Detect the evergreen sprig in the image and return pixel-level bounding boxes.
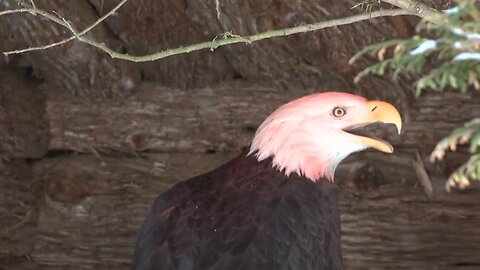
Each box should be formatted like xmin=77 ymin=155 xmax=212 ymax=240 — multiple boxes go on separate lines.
xmin=352 ymin=0 xmax=480 ymax=190
xmin=430 ymin=119 xmax=480 ymax=190
xmin=351 ymin=0 xmax=480 ymax=95
xmin=350 ymin=37 xmax=433 ymax=84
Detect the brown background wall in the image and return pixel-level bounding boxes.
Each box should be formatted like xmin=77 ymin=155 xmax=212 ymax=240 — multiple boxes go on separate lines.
xmin=1 ymin=0 xmax=479 ymax=269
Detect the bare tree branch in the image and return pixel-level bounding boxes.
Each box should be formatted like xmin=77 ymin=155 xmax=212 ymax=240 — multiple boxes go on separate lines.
xmin=381 ymin=0 xmax=447 ymax=24
xmin=1 ymin=7 xmax=412 ymax=62
xmin=0 ymin=8 xmax=63 ymax=25
xmin=2 ymin=0 xmax=127 ymax=55
xmin=1 ymin=0 xmax=448 ymax=62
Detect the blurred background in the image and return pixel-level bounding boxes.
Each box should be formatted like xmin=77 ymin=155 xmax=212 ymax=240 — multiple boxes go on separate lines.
xmin=0 ymin=0 xmax=479 ymax=269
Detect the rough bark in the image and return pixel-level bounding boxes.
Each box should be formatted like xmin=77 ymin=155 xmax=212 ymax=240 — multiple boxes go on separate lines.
xmin=0 ymin=20 xmax=13 ymax=69
xmin=0 ymin=0 xmax=141 ymax=97
xmin=340 ymin=183 xmax=480 ymax=269
xmin=24 ymin=153 xmax=480 ymax=269
xmin=0 ymin=69 xmax=49 ymax=159
xmin=89 ymin=0 xmax=235 ymax=89
xmin=0 ymin=160 xmax=41 ymax=270
xmin=186 ymin=0 xmax=418 ymax=91
xmin=30 ymin=152 xmax=234 ymax=269
xmin=1 ymin=0 xmax=418 ymax=93
xmin=46 ymin=81 xmax=480 ymax=184
xmin=47 ymin=81 xmax=405 ymax=154
xmin=46 ymin=82 xmax=284 ymax=154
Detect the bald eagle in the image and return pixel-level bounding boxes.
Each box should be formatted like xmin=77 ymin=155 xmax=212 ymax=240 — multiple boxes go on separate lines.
xmin=132 ymin=92 xmax=402 ymax=270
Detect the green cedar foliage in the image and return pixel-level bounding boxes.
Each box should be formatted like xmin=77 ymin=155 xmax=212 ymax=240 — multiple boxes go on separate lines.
xmin=351 ymin=0 xmax=480 ymax=190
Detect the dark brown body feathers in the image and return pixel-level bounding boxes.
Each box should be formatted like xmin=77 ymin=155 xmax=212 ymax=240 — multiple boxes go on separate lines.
xmin=132 ymin=151 xmax=342 ymax=270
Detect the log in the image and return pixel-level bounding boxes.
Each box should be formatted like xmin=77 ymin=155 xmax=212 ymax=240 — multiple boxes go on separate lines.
xmin=340 ymin=183 xmax=480 ymax=268
xmin=0 ymin=19 xmax=13 ymax=69
xmin=31 ymin=152 xmax=234 ymax=269
xmin=185 ymin=0 xmax=417 ymax=92
xmin=0 ymin=69 xmax=49 ymax=159
xmin=2 ymin=0 xmax=418 ymax=94
xmin=0 ymin=159 xmax=41 ymax=269
xmin=46 ymin=81 xmax=480 ymax=184
xmin=89 ymin=0 xmax=235 ymax=89
xmin=27 ymin=153 xmax=480 ymax=269
xmin=0 ymin=0 xmax=141 ymax=97
xmin=46 ymin=82 xmax=292 ymax=154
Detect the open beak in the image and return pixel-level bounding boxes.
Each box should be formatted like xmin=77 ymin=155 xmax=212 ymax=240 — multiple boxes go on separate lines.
xmin=343 ymin=100 xmax=402 ymax=153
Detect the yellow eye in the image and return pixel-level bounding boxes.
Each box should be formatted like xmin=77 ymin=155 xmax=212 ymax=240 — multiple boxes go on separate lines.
xmin=332 ymin=107 xmax=347 ymax=118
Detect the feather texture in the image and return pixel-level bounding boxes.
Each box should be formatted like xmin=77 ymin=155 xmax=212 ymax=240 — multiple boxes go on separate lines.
xmin=249 ymin=92 xmax=369 ymax=181
xmin=132 ymin=151 xmax=342 ymax=270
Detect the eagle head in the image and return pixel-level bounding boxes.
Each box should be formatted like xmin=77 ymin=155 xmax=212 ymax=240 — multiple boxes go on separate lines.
xmin=249 ymin=92 xmax=402 ymax=181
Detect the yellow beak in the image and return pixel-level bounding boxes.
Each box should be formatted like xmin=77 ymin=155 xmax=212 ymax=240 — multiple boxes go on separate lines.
xmin=346 ymin=100 xmax=402 ymax=154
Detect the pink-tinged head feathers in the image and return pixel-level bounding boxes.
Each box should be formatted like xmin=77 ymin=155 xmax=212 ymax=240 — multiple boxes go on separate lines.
xmin=248 ymin=92 xmax=402 ymax=182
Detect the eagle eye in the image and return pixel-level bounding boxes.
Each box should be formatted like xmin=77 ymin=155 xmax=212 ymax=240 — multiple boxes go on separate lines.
xmin=332 ymin=107 xmax=347 ymax=118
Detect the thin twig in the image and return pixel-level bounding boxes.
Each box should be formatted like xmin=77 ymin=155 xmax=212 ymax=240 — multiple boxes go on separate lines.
xmin=412 ymin=151 xmax=434 ymax=200
xmin=0 ymin=8 xmax=75 ymax=33
xmin=351 ymin=0 xmax=381 ymax=13
xmin=2 ymin=8 xmax=411 ymax=61
xmin=215 ymin=0 xmax=221 ymax=19
xmin=2 ymin=0 xmax=127 ymax=55
xmin=28 ymin=0 xmax=36 ymax=15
